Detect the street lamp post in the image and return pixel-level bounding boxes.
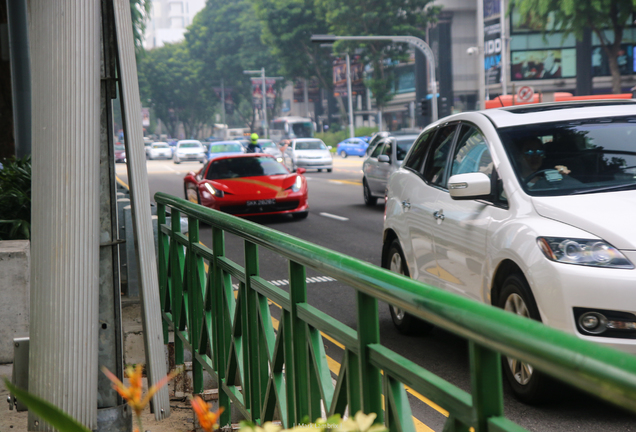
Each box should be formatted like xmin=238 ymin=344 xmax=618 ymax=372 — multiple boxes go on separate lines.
xmin=311 ymin=34 xmax=439 ymax=122
xmin=244 ymin=68 xmax=268 ymax=138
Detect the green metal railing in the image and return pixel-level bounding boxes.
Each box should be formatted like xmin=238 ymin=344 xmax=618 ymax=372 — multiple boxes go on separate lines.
xmin=155 ymin=192 xmax=636 ymax=432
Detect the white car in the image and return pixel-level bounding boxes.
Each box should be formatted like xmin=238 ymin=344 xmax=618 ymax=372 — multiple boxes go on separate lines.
xmin=173 ymin=140 xmax=206 ymax=164
xmin=362 ymin=134 xmax=418 ymax=205
xmin=285 ymin=138 xmax=333 ymax=172
xmin=146 ymin=142 xmax=173 ymax=160
xmin=383 ymin=100 xmax=636 ymax=403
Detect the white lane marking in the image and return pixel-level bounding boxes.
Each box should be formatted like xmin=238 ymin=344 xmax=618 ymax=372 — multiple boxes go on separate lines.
xmin=232 ymin=276 xmax=336 ymax=289
xmin=319 ymin=212 xmax=349 ymax=221
xmin=330 ymin=181 xmax=344 ymax=184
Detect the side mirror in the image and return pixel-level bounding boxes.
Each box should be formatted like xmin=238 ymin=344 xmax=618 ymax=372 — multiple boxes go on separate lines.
xmin=327 ymin=145 xmax=332 ymax=150
xmin=378 ymin=155 xmax=390 ymax=163
xmin=296 ymin=167 xmax=306 ymax=174
xmin=448 ymin=172 xmax=491 ymax=200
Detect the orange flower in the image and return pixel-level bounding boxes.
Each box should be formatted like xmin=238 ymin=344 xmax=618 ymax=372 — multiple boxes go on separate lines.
xmin=191 ymin=395 xmax=225 ymax=432
xmin=102 ymin=365 xmax=178 ymax=416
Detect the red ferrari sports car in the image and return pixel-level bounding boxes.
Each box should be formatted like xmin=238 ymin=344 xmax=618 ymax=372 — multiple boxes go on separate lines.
xmin=183 ymin=154 xmax=309 ymax=219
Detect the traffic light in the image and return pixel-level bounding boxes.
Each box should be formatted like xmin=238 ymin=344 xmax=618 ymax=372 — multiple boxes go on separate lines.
xmin=420 ymin=98 xmax=430 ymax=118
xmin=438 ymin=97 xmax=449 ymax=118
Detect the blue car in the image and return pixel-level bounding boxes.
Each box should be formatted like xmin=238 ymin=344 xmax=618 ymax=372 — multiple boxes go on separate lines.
xmin=205 ymin=141 xmax=246 ymax=162
xmin=335 ymin=137 xmax=369 ymax=158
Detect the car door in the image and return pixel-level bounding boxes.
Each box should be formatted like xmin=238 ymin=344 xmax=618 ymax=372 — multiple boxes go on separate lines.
xmin=430 ymin=123 xmax=508 ymax=302
xmin=363 ymin=139 xmax=387 ymax=193
xmin=370 ymin=138 xmax=395 ymax=196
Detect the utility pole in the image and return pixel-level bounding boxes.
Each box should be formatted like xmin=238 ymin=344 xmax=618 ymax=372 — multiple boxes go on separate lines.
xmin=243 ymin=69 xmax=284 ymax=139
xmin=345 ymin=53 xmax=355 ymax=138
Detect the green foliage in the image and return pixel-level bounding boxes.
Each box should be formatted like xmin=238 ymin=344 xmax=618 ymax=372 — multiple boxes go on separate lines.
xmin=137 ymin=41 xmax=214 ymax=138
xmin=316 ymin=126 xmax=378 ymax=149
xmin=186 ymin=0 xmax=278 ymax=130
xmin=4 ymin=379 xmax=91 ymax=432
xmin=239 ymin=411 xmax=388 ymax=432
xmin=0 ymin=156 xmax=31 ymax=240
xmin=316 ymin=0 xmax=439 ymax=108
xmin=509 ymin=0 xmax=635 ymax=93
xmin=130 ymin=0 xmax=151 ymax=55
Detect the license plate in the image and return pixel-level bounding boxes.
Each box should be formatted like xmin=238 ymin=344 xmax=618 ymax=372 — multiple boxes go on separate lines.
xmin=246 ymin=199 xmax=276 ymax=206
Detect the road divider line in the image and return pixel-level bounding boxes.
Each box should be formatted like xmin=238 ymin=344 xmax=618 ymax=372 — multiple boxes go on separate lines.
xmin=319 ymin=212 xmax=349 ymax=221
xmin=328 ymin=179 xmax=362 ymax=186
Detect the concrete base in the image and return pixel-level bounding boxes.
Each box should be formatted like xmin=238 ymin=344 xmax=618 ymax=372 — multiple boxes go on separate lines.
xmin=0 ymin=240 xmax=30 ymax=363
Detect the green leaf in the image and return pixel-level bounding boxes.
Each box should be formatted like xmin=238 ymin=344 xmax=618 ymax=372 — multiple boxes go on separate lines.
xmin=4 ymin=379 xmax=92 ymax=432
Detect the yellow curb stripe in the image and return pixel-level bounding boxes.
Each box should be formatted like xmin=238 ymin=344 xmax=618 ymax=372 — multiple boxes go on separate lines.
xmin=328 ymin=179 xmax=362 ymax=186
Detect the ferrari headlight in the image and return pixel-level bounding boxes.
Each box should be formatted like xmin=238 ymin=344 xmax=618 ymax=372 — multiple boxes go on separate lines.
xmin=291 ymin=175 xmax=303 ymax=192
xmin=204 ymin=182 xmax=224 ymax=198
xmin=276 ymin=157 xmax=284 ymax=163
xmin=537 ymin=237 xmax=633 ymax=269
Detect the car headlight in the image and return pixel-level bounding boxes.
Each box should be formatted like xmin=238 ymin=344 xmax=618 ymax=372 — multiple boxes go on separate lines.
xmin=290 ymin=175 xmax=303 ymax=192
xmin=537 ymin=237 xmax=634 ymax=269
xmin=204 ymin=182 xmax=224 ymax=198
xmin=276 ymin=157 xmax=284 ymax=163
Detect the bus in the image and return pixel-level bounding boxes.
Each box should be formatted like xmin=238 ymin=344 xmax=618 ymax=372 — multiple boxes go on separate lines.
xmin=270 ymin=116 xmax=315 ymax=143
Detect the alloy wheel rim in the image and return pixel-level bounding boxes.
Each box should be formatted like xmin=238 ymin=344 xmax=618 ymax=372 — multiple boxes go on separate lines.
xmin=504 ymin=292 xmax=533 ymax=385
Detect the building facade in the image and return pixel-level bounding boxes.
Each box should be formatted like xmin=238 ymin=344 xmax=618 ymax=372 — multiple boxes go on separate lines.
xmin=143 ymin=0 xmax=206 ymax=49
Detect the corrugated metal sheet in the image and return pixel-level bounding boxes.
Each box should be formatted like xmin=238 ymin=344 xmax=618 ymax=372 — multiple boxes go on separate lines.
xmin=28 ymin=1 xmax=101 ymax=430
xmin=112 ymin=0 xmax=171 ymax=420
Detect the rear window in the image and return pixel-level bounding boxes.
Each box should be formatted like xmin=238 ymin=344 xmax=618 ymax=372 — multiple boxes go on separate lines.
xmin=396 ymin=137 xmax=416 ymax=161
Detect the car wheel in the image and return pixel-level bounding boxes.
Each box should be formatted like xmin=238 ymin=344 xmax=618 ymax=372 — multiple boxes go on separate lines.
xmin=327 ymin=168 xmax=332 ymax=173
xmin=497 ymin=273 xmax=553 ymax=404
xmin=318 ymin=169 xmax=322 ymax=172
xmin=340 ymin=150 xmax=347 ymax=158
xmin=363 ymin=178 xmax=378 ymax=206
xmin=384 ymin=239 xmax=434 ymax=336
xmin=292 ymin=211 xmax=308 ymax=220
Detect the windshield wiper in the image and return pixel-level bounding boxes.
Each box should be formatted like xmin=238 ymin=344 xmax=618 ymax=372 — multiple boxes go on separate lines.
xmin=571 ymin=183 xmax=636 ymax=194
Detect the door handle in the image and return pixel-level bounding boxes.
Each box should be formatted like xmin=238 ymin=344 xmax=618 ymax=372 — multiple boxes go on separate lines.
xmin=433 ymin=210 xmax=445 ymax=221
xmin=401 ymin=200 xmax=411 ymax=209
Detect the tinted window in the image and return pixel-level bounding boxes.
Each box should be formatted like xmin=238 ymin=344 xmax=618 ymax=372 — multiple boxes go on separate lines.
xmin=179 ymin=143 xmax=201 ymax=148
xmin=498 ymin=117 xmax=636 ymax=196
xmin=396 ymin=137 xmax=416 ymax=161
xmin=295 ymin=140 xmax=326 ymax=150
xmin=403 ymin=131 xmax=434 ymax=172
xmin=423 ymin=125 xmax=459 ymax=187
xmin=451 ymin=125 xmax=493 ymax=177
xmin=370 ymin=141 xmax=385 ymax=158
xmin=206 ymin=157 xmax=288 ymax=180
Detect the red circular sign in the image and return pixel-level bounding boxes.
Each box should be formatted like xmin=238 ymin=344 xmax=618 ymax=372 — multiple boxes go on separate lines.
xmin=517 ymin=86 xmax=534 ymax=103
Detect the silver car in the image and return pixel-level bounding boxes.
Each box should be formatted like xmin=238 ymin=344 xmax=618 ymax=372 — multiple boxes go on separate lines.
xmin=362 ymin=134 xmax=418 ymax=205
xmin=285 ymin=138 xmax=333 ymax=172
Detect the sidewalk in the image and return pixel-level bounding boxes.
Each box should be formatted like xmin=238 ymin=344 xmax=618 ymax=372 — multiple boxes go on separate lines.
xmin=0 ymin=298 xmax=201 ymax=432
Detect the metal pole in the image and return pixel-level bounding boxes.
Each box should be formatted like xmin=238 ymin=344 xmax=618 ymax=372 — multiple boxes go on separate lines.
xmin=500 ymin=0 xmax=508 ymax=95
xmin=476 ymin=3 xmax=486 ymax=109
xmin=6 ymin=0 xmax=31 ymax=158
xmin=346 ymin=53 xmax=355 ymax=138
xmin=304 ymin=78 xmax=309 ymax=118
xmin=29 ymin=1 xmax=100 ymax=430
xmin=261 ymin=68 xmax=268 ymax=138
xmin=221 ymin=79 xmax=226 ymax=132
xmin=311 ymin=35 xmax=438 ymax=122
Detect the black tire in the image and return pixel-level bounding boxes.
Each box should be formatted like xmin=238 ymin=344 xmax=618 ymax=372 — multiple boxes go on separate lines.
xmin=363 ymin=178 xmax=378 ymax=206
xmin=340 ymin=150 xmax=347 ymax=158
xmin=497 ymin=273 xmax=553 ymax=404
xmin=384 ymin=239 xmax=434 ymax=335
xmin=292 ymin=211 xmax=308 ymax=220
xmin=327 ymin=168 xmax=332 ymax=173
xmin=318 ymin=169 xmax=322 ymax=172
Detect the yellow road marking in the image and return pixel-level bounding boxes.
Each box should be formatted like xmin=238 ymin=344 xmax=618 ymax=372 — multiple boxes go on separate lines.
xmin=116 ymin=176 xmax=129 ymax=190
xmin=328 ymin=179 xmax=362 ymax=186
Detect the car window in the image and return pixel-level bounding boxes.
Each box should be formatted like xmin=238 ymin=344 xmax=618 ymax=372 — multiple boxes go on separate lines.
xmin=396 ymin=138 xmax=416 ymax=161
xmin=382 ymin=140 xmax=393 ymax=158
xmin=451 ymin=125 xmax=493 ymax=178
xmin=423 ymin=124 xmax=459 ymax=187
xmin=403 ymin=131 xmax=434 ymax=173
xmin=179 ymin=143 xmax=201 ymax=148
xmin=295 ymin=140 xmax=326 ymax=150
xmin=370 ymin=141 xmax=385 ymax=158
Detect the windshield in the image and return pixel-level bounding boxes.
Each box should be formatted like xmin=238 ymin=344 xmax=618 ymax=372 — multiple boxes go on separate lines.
xmin=295 ymin=140 xmax=326 ymax=150
xmin=396 ymin=137 xmax=417 ymax=161
xmin=209 ymin=143 xmax=243 ymax=153
xmin=259 ymin=140 xmax=276 ymax=149
xmin=291 ymin=122 xmax=314 ymax=138
xmin=179 ymin=143 xmax=201 ymax=148
xmin=153 ymin=144 xmax=169 ymax=148
xmin=205 ymin=157 xmax=288 ymax=180
xmin=115 ymin=144 xmax=125 ymax=151
xmin=498 ymin=117 xmax=636 ymax=196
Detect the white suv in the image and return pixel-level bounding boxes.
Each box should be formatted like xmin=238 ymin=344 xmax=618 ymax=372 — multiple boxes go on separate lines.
xmin=383 ymin=100 xmax=636 ymax=403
